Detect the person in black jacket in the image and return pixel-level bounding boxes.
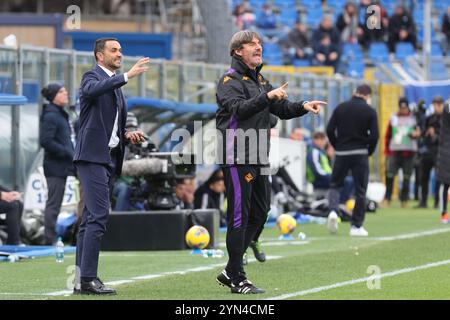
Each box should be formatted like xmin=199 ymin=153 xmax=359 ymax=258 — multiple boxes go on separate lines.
xmin=0 ymin=186 xmax=23 ymax=245
xmin=436 ymin=99 xmax=450 ymax=223
xmin=40 ymin=83 xmax=75 ymax=245
xmin=215 ymin=30 xmax=325 ymax=294
xmin=388 ymin=5 xmax=416 ymax=53
xmin=326 ymin=84 xmax=379 ymax=237
xmin=417 ymin=96 xmax=445 ymax=208
xmin=194 ymin=169 xmax=226 ymax=226
xmin=442 ymin=8 xmax=450 ymax=55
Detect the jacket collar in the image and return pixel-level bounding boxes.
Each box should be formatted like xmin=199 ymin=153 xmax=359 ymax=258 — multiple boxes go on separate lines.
xmin=94 ymin=64 xmax=113 ymax=79
xmin=230 ymin=57 xmax=263 ymax=82
xmin=44 ymin=103 xmax=68 ymax=118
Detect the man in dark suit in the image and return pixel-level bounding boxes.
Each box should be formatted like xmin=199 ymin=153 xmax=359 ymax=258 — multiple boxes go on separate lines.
xmin=73 ymin=38 xmax=149 ymax=295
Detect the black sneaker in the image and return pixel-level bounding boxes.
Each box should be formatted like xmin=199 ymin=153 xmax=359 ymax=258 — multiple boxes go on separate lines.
xmin=231 ymin=279 xmax=265 ymax=294
xmin=216 ymin=270 xmax=232 ymax=288
xmin=250 ymin=240 xmax=266 ymax=262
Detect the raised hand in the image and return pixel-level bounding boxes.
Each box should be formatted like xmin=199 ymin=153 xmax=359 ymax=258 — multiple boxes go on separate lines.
xmin=267 ymin=82 xmax=289 ymax=101
xmin=304 ymin=101 xmax=327 ymax=114
xmin=127 ymin=57 xmax=150 ymax=79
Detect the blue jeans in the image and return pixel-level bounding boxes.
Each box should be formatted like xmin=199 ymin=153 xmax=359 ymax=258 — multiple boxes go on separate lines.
xmin=113 ymin=181 xmax=131 ymax=211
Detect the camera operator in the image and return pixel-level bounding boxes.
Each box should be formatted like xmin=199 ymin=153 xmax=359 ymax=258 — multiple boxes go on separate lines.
xmin=417 ymin=96 xmax=445 ymax=209
xmin=413 ymin=99 xmax=428 ymax=201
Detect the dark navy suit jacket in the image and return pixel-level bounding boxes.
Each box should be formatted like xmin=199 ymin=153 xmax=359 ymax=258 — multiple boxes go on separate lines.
xmin=73 ymin=65 xmax=127 ymax=175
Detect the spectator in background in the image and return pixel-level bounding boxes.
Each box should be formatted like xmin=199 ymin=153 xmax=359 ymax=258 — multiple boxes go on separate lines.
xmin=290 ymin=127 xmax=304 ymax=141
xmin=175 ymin=178 xmax=195 ymax=210
xmin=0 ymin=186 xmax=23 ymax=245
xmin=417 ymin=96 xmax=445 ymax=209
xmin=383 ymin=97 xmax=421 ymax=208
xmin=436 ymin=98 xmax=450 ymax=223
xmin=358 ymin=0 xmax=372 ymax=26
xmin=256 ymin=3 xmax=278 ymax=29
xmin=442 ymin=7 xmax=450 ymax=55
xmin=306 ymin=132 xmax=354 ymax=203
xmin=388 ymin=5 xmax=416 ymax=53
xmin=40 ymin=83 xmax=75 ymax=245
xmin=312 ymin=15 xmax=341 ymax=51
xmin=314 ymin=34 xmax=340 ymax=70
xmin=233 ymin=4 xmax=255 ymax=30
xmin=284 ymin=20 xmax=313 ymax=62
xmin=194 ymin=169 xmax=226 ymax=227
xmin=336 ymin=2 xmax=363 ymax=44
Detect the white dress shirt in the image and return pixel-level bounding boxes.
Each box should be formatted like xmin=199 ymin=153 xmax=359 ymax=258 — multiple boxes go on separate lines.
xmin=98 ymin=65 xmax=128 ymax=149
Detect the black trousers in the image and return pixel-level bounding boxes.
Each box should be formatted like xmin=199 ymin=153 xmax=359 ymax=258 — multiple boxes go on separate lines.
xmin=44 ymin=176 xmax=67 ymax=245
xmin=223 ymin=165 xmax=270 ymax=281
xmin=0 ymin=200 xmax=23 ymax=244
xmin=328 ymin=154 xmax=369 ymax=228
xmin=439 ymin=183 xmax=450 ymax=215
xmin=385 ymin=155 xmax=414 ymax=202
xmin=75 ymin=151 xmax=117 ymax=280
xmin=420 ymin=154 xmax=440 ymax=207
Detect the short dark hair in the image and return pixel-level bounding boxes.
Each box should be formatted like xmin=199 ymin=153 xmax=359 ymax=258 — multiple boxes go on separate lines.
xmin=94 ymin=38 xmax=119 ymax=61
xmin=313 ymin=132 xmax=327 ymax=140
xmin=355 ymin=84 xmax=372 ymax=96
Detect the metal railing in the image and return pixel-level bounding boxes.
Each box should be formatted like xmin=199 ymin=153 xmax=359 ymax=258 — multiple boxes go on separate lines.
xmin=0 ymin=44 xmax=381 ymax=189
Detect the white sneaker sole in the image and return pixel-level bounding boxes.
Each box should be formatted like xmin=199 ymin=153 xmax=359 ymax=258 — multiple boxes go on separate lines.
xmin=327 ymin=216 xmax=338 ymax=234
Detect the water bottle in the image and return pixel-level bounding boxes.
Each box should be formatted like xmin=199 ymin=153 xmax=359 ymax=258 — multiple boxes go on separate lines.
xmin=55 ymin=237 xmax=64 ymax=263
xmin=202 ymin=249 xmax=225 ymax=258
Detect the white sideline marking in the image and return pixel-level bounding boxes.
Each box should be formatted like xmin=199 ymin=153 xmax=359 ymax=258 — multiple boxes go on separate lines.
xmin=371 ymin=227 xmax=450 ymax=241
xmin=42 ymin=256 xmax=282 ymax=296
xmin=218 ymin=240 xmax=310 ymax=247
xmin=266 ymin=258 xmax=450 ymax=300
xmin=16 ymin=227 xmax=450 ymax=297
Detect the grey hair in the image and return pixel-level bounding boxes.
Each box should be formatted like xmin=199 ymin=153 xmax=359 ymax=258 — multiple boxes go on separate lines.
xmin=229 ymin=30 xmax=262 ymax=57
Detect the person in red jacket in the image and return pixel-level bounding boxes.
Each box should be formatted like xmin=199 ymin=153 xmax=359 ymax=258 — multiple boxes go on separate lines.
xmin=383 ymin=97 xmax=421 ymax=208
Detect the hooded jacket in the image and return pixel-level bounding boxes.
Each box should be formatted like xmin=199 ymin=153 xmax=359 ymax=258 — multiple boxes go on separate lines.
xmin=215 ymin=57 xmax=308 ymax=166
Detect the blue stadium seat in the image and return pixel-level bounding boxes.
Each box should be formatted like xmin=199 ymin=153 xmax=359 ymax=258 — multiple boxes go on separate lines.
xmin=293 ymin=59 xmax=311 ymax=66
xmin=263 ymin=42 xmax=281 ymax=53
xmin=279 ymin=9 xmax=299 ymax=26
xmin=395 ymin=42 xmax=416 ymax=60
xmin=265 ymin=57 xmax=284 ymax=65
xmin=342 ymin=43 xmax=363 ymax=60
xmin=301 ymin=1 xmax=322 ymax=9
xmin=431 ymin=42 xmax=443 ymax=56
xmin=346 ymin=60 xmax=365 ymax=78
xmin=306 ymin=8 xmax=323 ymax=27
xmin=368 ymin=42 xmax=389 ymax=62
xmin=417 ymin=26 xmax=437 ymax=43
xmin=274 ymin=0 xmax=297 ymax=9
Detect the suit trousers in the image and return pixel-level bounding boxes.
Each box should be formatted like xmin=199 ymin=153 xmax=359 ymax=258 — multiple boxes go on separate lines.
xmin=75 ymin=150 xmax=117 ymax=279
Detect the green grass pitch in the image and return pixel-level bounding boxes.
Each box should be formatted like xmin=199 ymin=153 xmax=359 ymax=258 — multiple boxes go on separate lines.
xmin=1 ymin=201 xmax=450 ymax=300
